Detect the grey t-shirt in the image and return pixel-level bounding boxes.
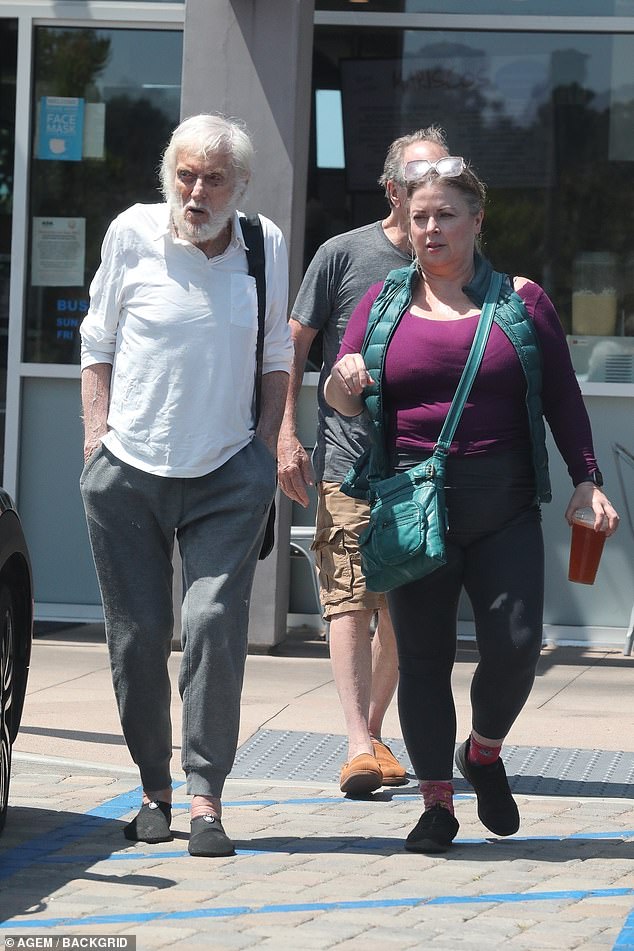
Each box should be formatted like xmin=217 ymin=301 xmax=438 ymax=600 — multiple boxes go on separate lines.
xmin=291 ymin=220 xmax=411 ymax=482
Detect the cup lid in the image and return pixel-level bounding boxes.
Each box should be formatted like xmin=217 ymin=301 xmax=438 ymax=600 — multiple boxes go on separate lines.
xmin=572 ymin=507 xmax=595 ymax=526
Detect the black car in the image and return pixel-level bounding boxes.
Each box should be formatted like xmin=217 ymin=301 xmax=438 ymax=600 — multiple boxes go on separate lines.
xmin=0 ymin=488 xmax=33 ymax=833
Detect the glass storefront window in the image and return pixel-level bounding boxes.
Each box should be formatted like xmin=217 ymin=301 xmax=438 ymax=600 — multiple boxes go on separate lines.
xmin=316 ymin=1 xmax=634 ymax=15
xmin=25 ymin=26 xmax=182 ymax=364
xmin=309 ymin=25 xmax=634 ymax=383
xmin=0 ymin=19 xmax=17 ymax=478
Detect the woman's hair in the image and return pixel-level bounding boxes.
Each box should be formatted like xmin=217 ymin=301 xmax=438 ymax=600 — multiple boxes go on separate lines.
xmin=159 ymin=114 xmax=254 ymax=200
xmin=406 ymin=161 xmax=487 ymax=216
xmin=378 ymin=126 xmax=448 ymax=195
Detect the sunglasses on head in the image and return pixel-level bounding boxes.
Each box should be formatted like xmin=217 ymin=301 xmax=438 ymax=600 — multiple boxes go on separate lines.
xmin=404 ymin=156 xmax=465 ymax=182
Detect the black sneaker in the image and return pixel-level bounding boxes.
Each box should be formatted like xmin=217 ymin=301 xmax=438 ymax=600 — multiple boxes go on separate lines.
xmin=455 ymin=739 xmax=520 ymax=836
xmin=404 ymin=804 xmax=460 ymax=854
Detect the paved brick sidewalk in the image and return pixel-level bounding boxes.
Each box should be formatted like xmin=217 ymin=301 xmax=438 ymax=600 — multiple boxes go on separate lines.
xmin=1 ymin=756 xmax=633 ymax=950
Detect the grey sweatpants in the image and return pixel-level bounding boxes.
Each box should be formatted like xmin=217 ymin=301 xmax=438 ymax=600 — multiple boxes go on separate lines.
xmin=80 ymin=438 xmax=276 ymax=797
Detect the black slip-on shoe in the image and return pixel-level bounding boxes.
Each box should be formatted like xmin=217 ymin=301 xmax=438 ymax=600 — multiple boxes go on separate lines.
xmin=123 ymin=800 xmax=172 ymax=843
xmin=404 ymin=804 xmax=460 ymax=854
xmin=455 ymin=739 xmax=520 ymax=837
xmin=188 ymin=815 xmax=235 ymax=857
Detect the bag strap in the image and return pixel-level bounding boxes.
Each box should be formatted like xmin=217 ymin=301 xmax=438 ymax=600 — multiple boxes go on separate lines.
xmin=435 ymin=269 xmax=503 ymax=454
xmin=239 ymin=213 xmax=266 ymax=423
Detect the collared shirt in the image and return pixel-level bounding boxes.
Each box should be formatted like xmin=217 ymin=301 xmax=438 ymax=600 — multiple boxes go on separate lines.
xmin=80 ymin=204 xmax=291 ymax=477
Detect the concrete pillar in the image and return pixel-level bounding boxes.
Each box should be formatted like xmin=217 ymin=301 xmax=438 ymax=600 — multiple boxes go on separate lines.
xmin=178 ymin=0 xmax=315 ymax=651
xmin=180 ymin=0 xmax=314 ymax=297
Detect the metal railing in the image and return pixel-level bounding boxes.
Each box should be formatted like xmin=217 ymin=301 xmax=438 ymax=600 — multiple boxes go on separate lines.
xmin=612 ymin=442 xmax=634 ymax=656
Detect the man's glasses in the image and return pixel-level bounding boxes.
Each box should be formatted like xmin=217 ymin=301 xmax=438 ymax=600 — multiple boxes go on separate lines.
xmin=404 ymin=156 xmax=465 ymax=182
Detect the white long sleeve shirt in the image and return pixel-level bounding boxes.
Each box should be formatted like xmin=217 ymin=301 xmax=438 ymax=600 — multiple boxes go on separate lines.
xmin=80 ymin=204 xmax=292 ymax=477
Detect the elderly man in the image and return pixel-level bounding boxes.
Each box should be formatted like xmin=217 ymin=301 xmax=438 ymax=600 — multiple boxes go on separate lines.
xmin=278 ymin=128 xmax=449 ymax=796
xmin=80 ymin=114 xmax=292 ymax=857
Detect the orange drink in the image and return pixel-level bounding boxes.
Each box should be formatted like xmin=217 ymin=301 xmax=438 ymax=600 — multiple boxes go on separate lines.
xmin=568 ymin=507 xmax=607 ymax=585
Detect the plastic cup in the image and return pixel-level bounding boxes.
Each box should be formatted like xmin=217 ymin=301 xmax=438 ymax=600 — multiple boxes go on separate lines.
xmin=568 ymin=507 xmax=607 ymax=585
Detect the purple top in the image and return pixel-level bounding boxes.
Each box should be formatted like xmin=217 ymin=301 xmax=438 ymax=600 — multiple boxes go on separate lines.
xmin=337 ymin=279 xmax=598 ymax=486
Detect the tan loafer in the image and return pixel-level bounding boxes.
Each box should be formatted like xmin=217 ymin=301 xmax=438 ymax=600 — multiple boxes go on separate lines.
xmin=339 ymin=753 xmax=382 ymax=795
xmin=372 ymin=739 xmax=408 ymax=786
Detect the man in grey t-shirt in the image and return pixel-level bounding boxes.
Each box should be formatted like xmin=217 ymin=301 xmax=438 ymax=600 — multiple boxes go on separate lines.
xmin=278 ymin=128 xmax=449 ymax=795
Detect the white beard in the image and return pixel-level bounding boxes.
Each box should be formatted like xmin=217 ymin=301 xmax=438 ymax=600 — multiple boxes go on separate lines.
xmin=169 ymin=189 xmax=238 ymax=244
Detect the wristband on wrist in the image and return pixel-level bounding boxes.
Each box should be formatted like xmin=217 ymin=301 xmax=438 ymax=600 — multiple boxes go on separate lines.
xmin=577 ymin=469 xmax=603 ymax=487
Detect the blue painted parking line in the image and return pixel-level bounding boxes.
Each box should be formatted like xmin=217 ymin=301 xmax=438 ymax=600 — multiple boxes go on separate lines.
xmin=88 ymin=781 xmax=185 ymax=820
xmin=0 ymin=786 xmax=471 ymax=880
xmin=0 ymin=783 xmax=181 ymax=881
xmin=0 ymin=847 xmax=268 ymax=865
xmin=3 ymin=886 xmax=634 ymax=929
xmin=0 ymin=786 xmax=417 ymax=879
xmin=3 ymin=779 xmax=633 ymax=949
xmin=0 ymin=815 xmax=107 ymax=882
xmin=2 ymin=778 xmax=633 ymax=881
xmin=188 ymin=793 xmax=473 ymax=808
xmin=3 ymin=827 xmax=633 ymax=871
xmin=613 ymin=909 xmax=634 ymax=950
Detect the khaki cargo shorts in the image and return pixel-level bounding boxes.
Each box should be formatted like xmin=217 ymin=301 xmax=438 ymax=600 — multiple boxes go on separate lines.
xmin=311 ymin=481 xmax=387 ymax=620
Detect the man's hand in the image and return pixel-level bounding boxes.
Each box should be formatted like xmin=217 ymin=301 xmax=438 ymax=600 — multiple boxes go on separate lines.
xmin=83 ymin=440 xmax=104 ymax=464
xmin=277 ymin=319 xmax=319 ymax=507
xmin=278 ymin=430 xmax=315 ymax=507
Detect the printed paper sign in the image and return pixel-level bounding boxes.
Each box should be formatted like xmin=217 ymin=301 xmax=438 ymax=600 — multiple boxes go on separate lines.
xmin=31 ymin=217 xmax=86 ymax=287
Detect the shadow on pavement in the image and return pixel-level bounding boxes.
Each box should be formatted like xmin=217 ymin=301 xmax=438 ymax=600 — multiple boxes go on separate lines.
xmin=16 ymin=725 xmax=128 ymax=746
xmin=32 ymin=624 xmax=634 ymax=671
xmin=232 ymin=834 xmax=634 ymax=861
xmin=0 ymin=806 xmax=175 ymax=926
xmin=33 ymin=622 xmax=106 ymax=643
xmin=363 ymin=775 xmax=634 ymax=801
xmin=535 ymin=643 xmax=634 ymax=673
xmin=275 ymin=635 xmax=634 ymax=670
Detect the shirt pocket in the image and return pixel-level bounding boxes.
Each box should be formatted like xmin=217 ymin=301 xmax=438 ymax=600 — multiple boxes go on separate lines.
xmin=230 ymin=273 xmax=258 ymax=330
xmin=229 ymin=273 xmax=258 ymax=396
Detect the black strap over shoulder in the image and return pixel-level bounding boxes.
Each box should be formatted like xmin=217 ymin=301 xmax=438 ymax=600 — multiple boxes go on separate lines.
xmin=238 ymin=213 xmax=266 ymax=423
xmin=239 ymin=212 xmax=277 ymax=559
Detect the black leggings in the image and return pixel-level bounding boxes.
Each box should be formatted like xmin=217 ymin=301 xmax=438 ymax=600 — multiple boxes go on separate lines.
xmin=387 ymin=450 xmax=544 ymax=781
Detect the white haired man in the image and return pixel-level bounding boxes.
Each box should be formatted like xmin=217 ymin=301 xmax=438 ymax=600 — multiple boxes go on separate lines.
xmin=278 ymin=128 xmax=449 ymax=796
xmin=80 ymin=114 xmax=292 ymax=856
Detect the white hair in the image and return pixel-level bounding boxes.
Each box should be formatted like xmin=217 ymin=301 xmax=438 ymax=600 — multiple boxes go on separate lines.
xmin=159 ymin=113 xmax=253 ymax=201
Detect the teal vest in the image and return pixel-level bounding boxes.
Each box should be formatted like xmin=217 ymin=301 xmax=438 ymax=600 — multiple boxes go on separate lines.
xmin=345 ymin=255 xmax=551 ymax=503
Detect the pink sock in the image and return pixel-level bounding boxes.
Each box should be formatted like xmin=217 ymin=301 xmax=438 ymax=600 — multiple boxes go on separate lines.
xmin=419 ymin=780 xmax=454 ymax=815
xmin=142 ymin=787 xmax=172 ymax=806
xmin=468 ymin=734 xmax=502 ymax=766
xmin=191 ymin=794 xmax=222 ymax=821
